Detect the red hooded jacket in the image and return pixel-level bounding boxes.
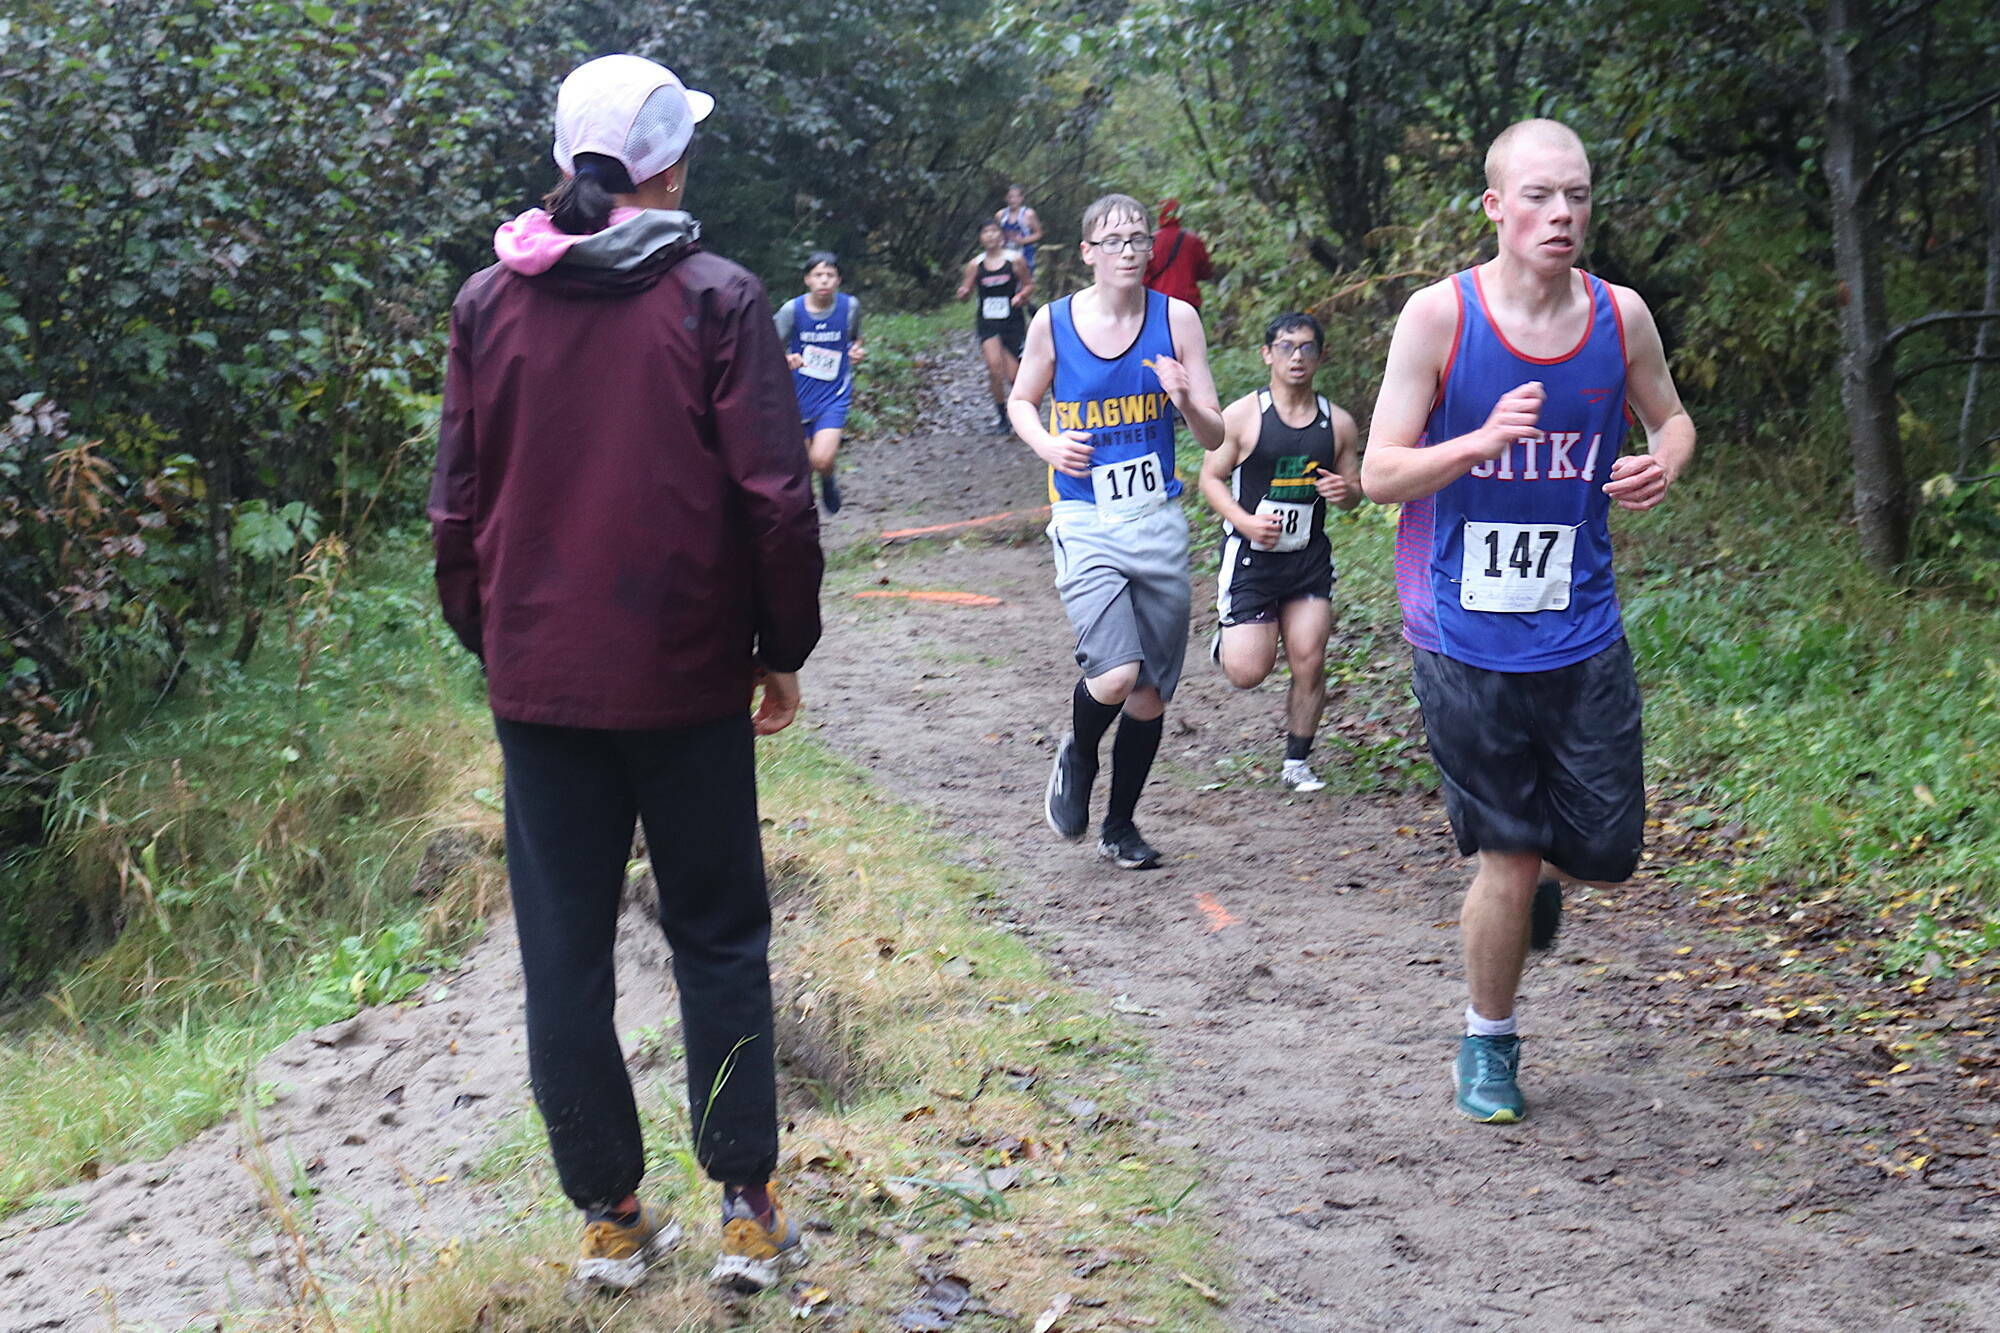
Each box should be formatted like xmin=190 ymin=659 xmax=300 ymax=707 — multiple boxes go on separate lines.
xmin=1143 ymin=216 xmax=1214 ymax=308
xmin=429 ymin=209 xmax=823 ymax=730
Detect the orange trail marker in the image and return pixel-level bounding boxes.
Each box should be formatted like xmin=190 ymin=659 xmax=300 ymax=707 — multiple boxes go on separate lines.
xmin=879 ymin=505 xmax=1051 ymax=542
xmin=852 ymin=590 xmax=1002 ymax=607
xmin=1194 ymin=892 xmax=1240 ymax=932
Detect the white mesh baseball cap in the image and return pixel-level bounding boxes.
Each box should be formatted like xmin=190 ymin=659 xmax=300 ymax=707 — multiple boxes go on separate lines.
xmin=552 ymin=55 xmax=714 ymax=185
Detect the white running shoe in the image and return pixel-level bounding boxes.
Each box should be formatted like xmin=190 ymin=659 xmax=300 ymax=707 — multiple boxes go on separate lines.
xmin=1281 ymin=758 xmax=1326 ymax=793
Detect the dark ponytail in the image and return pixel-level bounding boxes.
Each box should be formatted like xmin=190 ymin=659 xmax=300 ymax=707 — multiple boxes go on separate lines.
xmin=543 ymin=152 xmax=636 ymax=235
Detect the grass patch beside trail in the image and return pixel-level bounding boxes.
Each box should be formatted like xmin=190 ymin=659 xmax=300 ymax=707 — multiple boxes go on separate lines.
xmin=236 ymin=730 xmax=1230 ymax=1333
xmin=847 ymin=306 xmax=967 ymax=440
xmin=0 ymin=539 xmax=498 ymax=1216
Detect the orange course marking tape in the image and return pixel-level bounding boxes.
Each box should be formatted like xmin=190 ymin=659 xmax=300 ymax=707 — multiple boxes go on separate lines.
xmin=878 ymin=505 xmax=1051 ymax=542
xmin=1193 ymin=892 xmax=1241 ymax=932
xmin=852 ymin=590 xmax=1003 ymax=607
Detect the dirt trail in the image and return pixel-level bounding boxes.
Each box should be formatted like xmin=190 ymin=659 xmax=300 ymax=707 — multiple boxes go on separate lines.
xmin=5 ymin=336 xmax=1995 ymax=1331
xmin=803 ymin=346 xmax=2000 ymax=1330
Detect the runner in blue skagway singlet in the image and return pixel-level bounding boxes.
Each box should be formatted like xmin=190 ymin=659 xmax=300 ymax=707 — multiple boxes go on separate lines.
xmin=1044 ymin=287 xmax=1180 ymax=508
xmin=1004 ymin=193 xmax=1227 ymax=873
xmin=1394 ymin=266 xmax=1628 ymax=672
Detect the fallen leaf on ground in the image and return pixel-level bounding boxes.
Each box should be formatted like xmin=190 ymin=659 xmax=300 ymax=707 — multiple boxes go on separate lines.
xmin=1031 ymin=1291 xmax=1073 ymax=1332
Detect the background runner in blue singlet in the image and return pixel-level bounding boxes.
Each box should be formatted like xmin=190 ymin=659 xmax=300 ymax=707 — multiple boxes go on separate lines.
xmin=996 ymin=184 xmax=1044 ymax=277
xmin=956 ymin=220 xmax=1033 ymax=434
xmin=775 ymin=251 xmax=866 ymax=514
xmin=1200 ymin=312 xmax=1361 ymax=794
xmin=1008 ymin=193 xmax=1225 ymax=871
xmin=1363 ymin=119 xmax=1696 ymax=1126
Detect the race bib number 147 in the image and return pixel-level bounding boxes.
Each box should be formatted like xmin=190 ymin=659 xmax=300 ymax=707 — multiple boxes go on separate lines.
xmin=1459 ymin=521 xmax=1577 ymax=612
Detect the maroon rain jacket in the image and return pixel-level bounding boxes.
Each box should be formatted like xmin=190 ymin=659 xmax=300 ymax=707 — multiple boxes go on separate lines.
xmin=428 ymin=210 xmax=823 ymax=730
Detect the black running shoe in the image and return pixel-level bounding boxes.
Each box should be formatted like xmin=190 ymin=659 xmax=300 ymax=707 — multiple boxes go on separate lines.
xmin=1098 ymin=820 xmax=1161 ymax=870
xmin=818 ymin=466 xmax=842 ymax=515
xmin=1044 ymin=734 xmax=1093 ymax=840
xmin=991 ymin=405 xmax=1012 ymax=435
xmin=1530 ymin=877 xmax=1563 ymax=951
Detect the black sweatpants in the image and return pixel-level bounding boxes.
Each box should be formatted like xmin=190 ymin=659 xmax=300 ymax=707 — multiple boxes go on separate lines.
xmin=494 ymin=711 xmax=778 ymax=1212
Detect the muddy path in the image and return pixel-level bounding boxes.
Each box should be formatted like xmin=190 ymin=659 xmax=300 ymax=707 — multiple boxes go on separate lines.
xmin=804 ymin=347 xmax=2000 ymax=1330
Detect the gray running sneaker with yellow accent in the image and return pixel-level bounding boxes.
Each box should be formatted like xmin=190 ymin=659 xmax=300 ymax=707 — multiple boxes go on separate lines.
xmin=709 ymin=1189 xmax=807 ymax=1293
xmin=1454 ymin=1033 xmax=1525 ymax=1124
xmin=577 ymin=1202 xmax=682 ymax=1291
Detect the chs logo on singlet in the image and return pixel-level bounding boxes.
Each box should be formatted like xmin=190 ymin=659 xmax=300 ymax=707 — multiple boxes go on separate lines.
xmin=1051 ymin=392 xmax=1170 ymax=447
xmin=1468 ymin=431 xmax=1606 ymax=482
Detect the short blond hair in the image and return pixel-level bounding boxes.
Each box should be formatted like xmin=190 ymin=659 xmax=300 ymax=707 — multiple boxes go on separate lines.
xmin=1080 ymin=193 xmax=1149 ymax=241
xmin=1484 ymin=119 xmax=1588 ymax=191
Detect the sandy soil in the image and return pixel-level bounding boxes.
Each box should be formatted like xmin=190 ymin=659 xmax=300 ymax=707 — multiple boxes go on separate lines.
xmin=801 ymin=346 xmax=2000 ymax=1330
xmin=4 ymin=336 xmax=1995 ymax=1332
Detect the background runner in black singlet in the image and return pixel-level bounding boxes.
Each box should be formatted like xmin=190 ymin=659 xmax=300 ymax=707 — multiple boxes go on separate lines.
xmin=957 ymin=220 xmax=1032 ymax=433
xmin=1201 ymin=312 xmax=1361 ymax=793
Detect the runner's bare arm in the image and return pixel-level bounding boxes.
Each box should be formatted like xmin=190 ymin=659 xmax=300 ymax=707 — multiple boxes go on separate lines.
xmin=1157 ymin=298 xmax=1226 ymax=451
xmin=1319 ymin=405 xmax=1363 ymax=511
xmin=1361 ymin=282 xmax=1537 ymax=503
xmin=1603 ymin=287 xmax=1694 ymax=512
xmin=1199 ymin=396 xmax=1270 ymax=535
xmin=1021 ymin=207 xmax=1044 ymax=245
xmin=955 ymin=259 xmax=977 ymax=301
xmin=1009 ymin=307 xmax=1092 ymax=477
xmin=1013 ymin=257 xmax=1033 ymax=305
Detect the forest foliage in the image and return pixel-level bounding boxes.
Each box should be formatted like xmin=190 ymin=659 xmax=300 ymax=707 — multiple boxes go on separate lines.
xmin=2 ymin=0 xmax=1997 ymax=980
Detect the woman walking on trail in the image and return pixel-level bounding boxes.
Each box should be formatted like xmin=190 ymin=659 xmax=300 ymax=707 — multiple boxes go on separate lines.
xmin=956 ymin=219 xmax=1033 ymax=434
xmin=428 ymin=53 xmax=823 ymax=1295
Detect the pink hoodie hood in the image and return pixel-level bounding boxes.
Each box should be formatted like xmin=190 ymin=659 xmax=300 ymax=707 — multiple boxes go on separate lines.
xmin=494 ymin=206 xmax=648 ymax=275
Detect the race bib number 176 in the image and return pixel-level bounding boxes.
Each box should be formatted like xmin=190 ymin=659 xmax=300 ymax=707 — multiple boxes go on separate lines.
xmin=1459 ymin=521 xmax=1577 ymax=612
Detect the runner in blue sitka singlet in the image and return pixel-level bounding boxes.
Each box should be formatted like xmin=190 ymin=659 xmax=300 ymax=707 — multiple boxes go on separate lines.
xmin=1362 ymin=119 xmax=1696 ymax=1128
xmin=1004 ymin=193 xmax=1226 ymax=872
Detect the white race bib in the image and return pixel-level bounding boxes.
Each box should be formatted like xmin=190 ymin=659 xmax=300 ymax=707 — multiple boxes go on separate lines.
xmin=1254 ymin=498 xmax=1315 ymax=553
xmin=799 ymin=344 xmax=842 ymax=382
xmin=981 ymin=295 xmax=1012 ymax=321
xmin=1090 ymin=453 xmax=1166 ymax=523
xmin=1459 ymin=521 xmax=1577 ymax=612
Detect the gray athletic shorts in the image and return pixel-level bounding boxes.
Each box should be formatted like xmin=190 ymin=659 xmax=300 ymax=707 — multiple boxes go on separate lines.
xmin=1048 ymin=499 xmax=1191 ymax=703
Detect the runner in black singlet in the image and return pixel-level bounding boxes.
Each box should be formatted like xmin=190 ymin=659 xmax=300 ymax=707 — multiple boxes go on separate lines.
xmin=957 ymin=220 xmax=1033 ymax=433
xmin=1200 ymin=313 xmax=1360 ymax=793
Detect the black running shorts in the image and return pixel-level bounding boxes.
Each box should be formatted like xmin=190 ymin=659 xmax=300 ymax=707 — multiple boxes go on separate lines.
xmin=1216 ymin=532 xmax=1334 ymax=627
xmin=1410 ymin=638 xmax=1644 ymax=883
xmin=980 ymin=318 xmax=1025 ymax=358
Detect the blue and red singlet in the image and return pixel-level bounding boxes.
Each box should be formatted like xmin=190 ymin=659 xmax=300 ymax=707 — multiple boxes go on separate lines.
xmin=1394 ymin=268 xmax=1631 ymax=672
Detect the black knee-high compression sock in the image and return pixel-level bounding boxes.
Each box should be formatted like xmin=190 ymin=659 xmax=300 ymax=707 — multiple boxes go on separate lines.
xmin=1106 ymin=712 xmax=1164 ymax=827
xmin=1072 ymin=678 xmax=1121 ymax=761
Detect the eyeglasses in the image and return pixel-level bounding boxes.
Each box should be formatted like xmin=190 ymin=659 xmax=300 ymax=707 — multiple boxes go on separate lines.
xmin=1084 ymin=234 xmax=1155 ymax=255
xmin=1270 ymin=341 xmax=1321 ymax=360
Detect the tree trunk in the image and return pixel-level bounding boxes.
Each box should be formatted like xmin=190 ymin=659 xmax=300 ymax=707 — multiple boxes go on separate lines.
xmin=1818 ymin=0 xmax=1908 ymax=574
xmin=1956 ymin=108 xmax=1999 ymax=478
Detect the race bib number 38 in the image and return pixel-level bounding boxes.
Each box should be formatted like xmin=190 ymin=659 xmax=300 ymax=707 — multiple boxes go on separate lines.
xmin=1091 ymin=453 xmax=1165 ymax=523
xmin=799 ymin=344 xmax=842 ymax=381
xmin=1459 ymin=520 xmax=1577 ymax=612
xmin=1254 ymin=498 xmax=1314 ymax=553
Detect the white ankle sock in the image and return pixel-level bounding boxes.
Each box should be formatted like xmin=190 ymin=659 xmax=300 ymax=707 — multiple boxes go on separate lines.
xmin=1465 ymin=1004 xmax=1518 ymax=1037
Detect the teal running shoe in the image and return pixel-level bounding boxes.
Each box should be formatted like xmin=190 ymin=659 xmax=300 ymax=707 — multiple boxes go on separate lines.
xmin=1454 ymin=1034 xmax=1526 ymax=1123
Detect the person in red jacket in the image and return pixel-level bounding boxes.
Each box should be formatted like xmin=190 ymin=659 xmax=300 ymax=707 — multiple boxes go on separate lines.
xmin=428 ymin=53 xmax=822 ymax=1297
xmin=1143 ymin=198 xmax=1215 ymax=308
